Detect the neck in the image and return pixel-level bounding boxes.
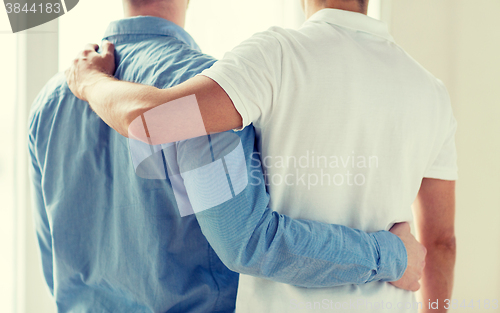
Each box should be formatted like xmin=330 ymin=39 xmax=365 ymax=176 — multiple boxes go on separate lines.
xmin=123 ymin=1 xmax=187 ymax=28
xmin=304 ymin=0 xmax=368 ymax=19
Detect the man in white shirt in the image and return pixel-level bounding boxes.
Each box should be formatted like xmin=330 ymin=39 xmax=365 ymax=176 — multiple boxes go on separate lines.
xmin=66 ymin=0 xmax=457 ymax=312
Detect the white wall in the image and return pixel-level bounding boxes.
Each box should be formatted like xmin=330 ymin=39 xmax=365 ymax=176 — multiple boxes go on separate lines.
xmin=58 ymin=0 xmax=123 ymax=71
xmin=185 ymin=0 xmax=305 ymax=59
xmin=0 ymin=8 xmax=18 ymax=313
xmin=16 ymin=19 xmax=59 ymax=313
xmin=390 ymin=0 xmax=500 ymax=309
xmin=18 ymin=1 xmax=500 ymax=312
xmin=185 ymin=0 xmax=382 ymax=60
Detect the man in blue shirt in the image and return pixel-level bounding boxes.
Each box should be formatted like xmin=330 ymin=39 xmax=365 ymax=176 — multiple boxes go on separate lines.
xmin=29 ymin=0 xmax=424 ymax=311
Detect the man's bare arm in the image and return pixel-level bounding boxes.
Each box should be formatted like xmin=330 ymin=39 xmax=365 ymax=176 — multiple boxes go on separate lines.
xmin=413 ymin=178 xmax=456 ymax=312
xmin=65 ymin=42 xmax=242 ymax=139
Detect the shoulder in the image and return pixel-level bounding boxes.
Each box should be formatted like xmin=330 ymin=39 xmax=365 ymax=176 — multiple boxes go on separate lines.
xmin=242 ymin=26 xmax=289 ymax=48
xmin=30 ymin=72 xmax=72 ymax=114
xmin=391 ymin=43 xmax=448 ymax=91
xmin=389 ymin=43 xmax=453 ymax=109
xmin=218 ymin=27 xmax=288 ymax=63
xmin=116 ymin=37 xmax=218 ymax=88
xmin=28 ymin=72 xmax=81 ymax=141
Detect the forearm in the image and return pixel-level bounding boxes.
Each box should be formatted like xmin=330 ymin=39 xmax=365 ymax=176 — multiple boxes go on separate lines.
xmin=67 ymin=42 xmax=242 ymax=140
xmin=197 ymin=197 xmax=407 ymax=287
xmin=419 ymin=239 xmax=456 ymax=312
xmin=173 ymin=129 xmax=407 ymax=287
xmin=83 ymin=73 xmax=242 ymax=144
xmin=414 ymin=178 xmax=456 ymax=312
xmin=84 ymin=73 xmax=166 ymax=137
xmin=182 ymin=133 xmax=407 ymax=286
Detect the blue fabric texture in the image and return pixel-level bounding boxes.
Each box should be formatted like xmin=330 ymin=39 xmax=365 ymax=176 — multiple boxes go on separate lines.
xmin=172 ymin=128 xmax=407 ymax=287
xmin=28 ymin=16 xmax=237 ymax=313
xmin=28 ymin=16 xmax=407 ymax=313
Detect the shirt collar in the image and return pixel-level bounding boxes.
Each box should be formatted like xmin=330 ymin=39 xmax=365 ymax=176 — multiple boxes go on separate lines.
xmin=103 ymin=16 xmax=200 ymax=51
xmin=308 ymin=8 xmax=394 ymax=43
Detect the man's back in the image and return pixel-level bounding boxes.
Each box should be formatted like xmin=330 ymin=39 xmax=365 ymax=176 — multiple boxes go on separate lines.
xmin=29 ymin=16 xmax=237 ymax=312
xmin=202 ymin=8 xmax=457 ymax=313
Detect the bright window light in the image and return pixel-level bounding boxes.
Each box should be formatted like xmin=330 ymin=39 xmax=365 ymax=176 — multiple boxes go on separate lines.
xmin=186 ymin=0 xmax=304 ymax=60
xmin=59 ymin=0 xmax=123 ymax=72
xmin=368 ymin=0 xmax=382 ymax=20
xmin=0 ymin=8 xmax=17 ymax=313
xmin=59 ymin=0 xmax=381 ymax=68
xmin=186 ymin=0 xmax=381 ymax=60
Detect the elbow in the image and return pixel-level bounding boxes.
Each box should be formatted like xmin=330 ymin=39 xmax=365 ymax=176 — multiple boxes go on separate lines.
xmin=217 ymin=244 xmax=253 ymax=275
xmin=125 ymin=110 xmax=148 ymax=141
xmin=430 ymin=236 xmax=457 ymax=253
xmin=200 ymin=227 xmax=253 ymax=274
xmin=222 ymin=259 xmax=244 ymax=274
xmin=122 ymin=114 xmax=135 ymax=138
xmin=223 ymin=258 xmax=269 ymax=278
xmin=441 ymin=236 xmax=457 ymax=252
xmin=214 ymin=241 xmax=264 ymax=277
xmin=203 ymin=211 xmax=282 ymax=277
xmin=216 ymin=251 xmax=248 ymax=275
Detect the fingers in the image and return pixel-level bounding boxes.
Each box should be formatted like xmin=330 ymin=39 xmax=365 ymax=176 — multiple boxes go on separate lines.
xmin=390 ymin=221 xmax=410 ymax=234
xmin=409 ymin=282 xmax=421 ymax=292
xmin=101 ymin=40 xmax=115 ymax=56
xmin=397 ymin=222 xmax=410 ymax=231
xmin=84 ymin=43 xmax=99 ymax=52
xmin=388 ymin=221 xmax=426 ymax=292
xmin=81 ymin=43 xmax=100 ymax=58
xmin=389 ymin=280 xmax=420 ymax=292
xmin=78 ymin=42 xmax=114 ymax=58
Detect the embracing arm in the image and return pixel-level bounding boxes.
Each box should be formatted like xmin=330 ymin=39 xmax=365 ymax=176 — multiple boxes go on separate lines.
xmin=69 ymin=42 xmax=426 ymax=291
xmin=65 ymin=42 xmax=241 ymax=140
xmin=171 ymin=131 xmax=426 ymax=290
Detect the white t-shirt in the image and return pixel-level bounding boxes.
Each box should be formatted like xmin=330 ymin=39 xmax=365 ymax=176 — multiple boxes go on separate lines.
xmin=202 ymin=8 xmax=457 ymax=313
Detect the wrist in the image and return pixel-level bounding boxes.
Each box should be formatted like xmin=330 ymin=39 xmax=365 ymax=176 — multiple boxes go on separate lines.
xmin=370 ymin=231 xmax=408 ymax=282
xmin=81 ymin=72 xmax=113 ymax=102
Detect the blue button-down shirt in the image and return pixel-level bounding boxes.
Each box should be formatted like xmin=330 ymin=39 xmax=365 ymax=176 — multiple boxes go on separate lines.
xmin=29 ymin=16 xmax=406 ymax=313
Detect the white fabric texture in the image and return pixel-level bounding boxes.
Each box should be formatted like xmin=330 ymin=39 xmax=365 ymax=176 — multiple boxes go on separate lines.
xmin=202 ymin=8 xmax=457 ymax=313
